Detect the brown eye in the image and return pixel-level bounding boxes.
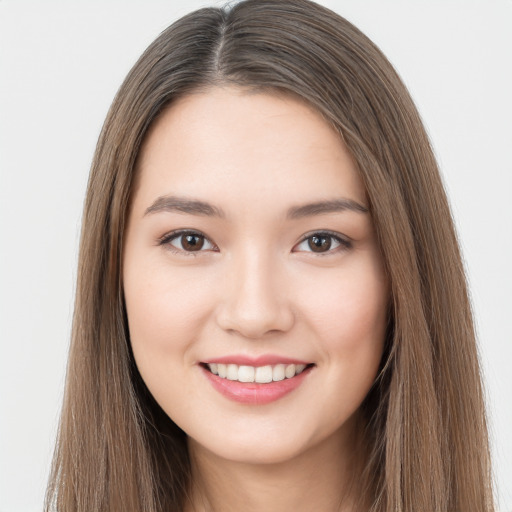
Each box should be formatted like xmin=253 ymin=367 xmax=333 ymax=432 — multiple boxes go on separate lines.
xmin=308 ymin=235 xmax=332 ymax=253
xmin=161 ymin=230 xmax=216 ymax=253
xmin=181 ymin=234 xmax=205 ymax=251
xmin=294 ymin=231 xmax=350 ymax=255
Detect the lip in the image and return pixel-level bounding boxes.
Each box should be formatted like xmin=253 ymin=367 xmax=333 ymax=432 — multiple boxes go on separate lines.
xmin=202 ymin=354 xmax=311 ymax=366
xmin=200 ymin=361 xmax=314 ymax=405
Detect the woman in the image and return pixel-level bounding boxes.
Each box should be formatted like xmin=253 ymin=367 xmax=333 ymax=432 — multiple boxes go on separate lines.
xmin=45 ymin=0 xmax=494 ymax=510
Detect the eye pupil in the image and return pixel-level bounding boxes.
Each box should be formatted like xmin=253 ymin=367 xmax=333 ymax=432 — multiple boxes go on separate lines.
xmin=308 ymin=235 xmax=331 ymax=252
xmin=182 ymin=234 xmax=204 ymax=251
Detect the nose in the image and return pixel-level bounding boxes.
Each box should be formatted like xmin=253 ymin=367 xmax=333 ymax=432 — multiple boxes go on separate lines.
xmin=215 ymin=251 xmax=295 ymax=339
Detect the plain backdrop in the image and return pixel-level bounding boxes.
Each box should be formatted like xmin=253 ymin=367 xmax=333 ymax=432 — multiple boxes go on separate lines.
xmin=1 ymin=1 xmax=511 ymax=511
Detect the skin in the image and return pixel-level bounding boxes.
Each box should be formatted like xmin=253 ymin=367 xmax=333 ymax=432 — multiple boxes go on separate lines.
xmin=123 ymin=87 xmax=388 ymax=511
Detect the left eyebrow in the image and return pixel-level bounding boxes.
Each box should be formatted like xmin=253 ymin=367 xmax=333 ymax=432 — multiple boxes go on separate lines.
xmin=286 ymin=198 xmax=369 ymax=219
xmin=144 ymin=195 xmax=226 ymax=218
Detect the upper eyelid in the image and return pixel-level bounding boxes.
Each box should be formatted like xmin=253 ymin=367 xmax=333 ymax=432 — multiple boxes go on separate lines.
xmin=159 ymin=228 xmax=210 ymax=242
xmin=158 ymin=229 xmax=217 ymax=250
xmin=296 ymin=229 xmax=351 ymax=244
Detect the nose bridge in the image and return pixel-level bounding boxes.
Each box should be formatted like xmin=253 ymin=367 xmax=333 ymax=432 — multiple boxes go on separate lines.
xmin=216 ymin=243 xmax=294 ymax=338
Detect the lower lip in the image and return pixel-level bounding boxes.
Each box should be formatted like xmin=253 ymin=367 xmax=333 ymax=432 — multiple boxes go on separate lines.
xmin=201 ymin=366 xmax=312 ymax=405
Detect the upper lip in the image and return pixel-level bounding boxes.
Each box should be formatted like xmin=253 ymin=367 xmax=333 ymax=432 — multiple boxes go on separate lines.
xmin=201 ymin=354 xmax=312 ymax=366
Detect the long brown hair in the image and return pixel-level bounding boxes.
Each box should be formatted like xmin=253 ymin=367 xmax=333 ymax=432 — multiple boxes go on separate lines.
xmin=45 ymin=1 xmax=494 ymax=510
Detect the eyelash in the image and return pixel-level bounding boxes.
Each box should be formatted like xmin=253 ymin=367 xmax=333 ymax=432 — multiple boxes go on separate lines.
xmin=294 ymin=230 xmax=352 ymax=255
xmin=158 ymin=229 xmax=217 ymax=256
xmin=158 ymin=229 xmax=352 ymax=256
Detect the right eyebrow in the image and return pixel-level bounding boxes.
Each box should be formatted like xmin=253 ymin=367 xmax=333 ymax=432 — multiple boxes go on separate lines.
xmin=144 ymin=195 xmax=226 ymax=218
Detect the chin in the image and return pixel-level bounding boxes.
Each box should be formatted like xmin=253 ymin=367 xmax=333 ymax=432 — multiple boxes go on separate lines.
xmin=192 ymin=437 xmax=310 ymax=466
xmin=187 ymin=416 xmax=349 ymax=467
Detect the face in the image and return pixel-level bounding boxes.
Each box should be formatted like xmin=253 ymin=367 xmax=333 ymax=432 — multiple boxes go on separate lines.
xmin=123 ymin=87 xmax=388 ymax=465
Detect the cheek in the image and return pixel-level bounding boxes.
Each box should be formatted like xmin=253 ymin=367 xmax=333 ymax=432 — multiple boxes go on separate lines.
xmin=303 ymin=261 xmax=387 ymax=340
xmin=123 ymin=262 xmax=220 ymax=406
xmin=123 ymin=264 xmax=218 ymax=420
xmin=296 ymin=255 xmax=388 ymax=382
xmin=125 ymin=262 xmax=213 ymax=345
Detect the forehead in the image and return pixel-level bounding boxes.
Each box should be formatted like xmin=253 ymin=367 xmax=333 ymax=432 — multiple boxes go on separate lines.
xmin=133 ymin=87 xmax=366 ymax=216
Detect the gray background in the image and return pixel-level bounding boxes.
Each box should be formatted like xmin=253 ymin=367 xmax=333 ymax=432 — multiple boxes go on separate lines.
xmin=1 ymin=1 xmax=511 ymax=510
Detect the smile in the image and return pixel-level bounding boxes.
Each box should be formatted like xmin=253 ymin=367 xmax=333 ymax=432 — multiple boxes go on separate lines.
xmin=206 ymin=363 xmax=308 ymax=383
xmin=201 ymin=360 xmax=314 ymax=404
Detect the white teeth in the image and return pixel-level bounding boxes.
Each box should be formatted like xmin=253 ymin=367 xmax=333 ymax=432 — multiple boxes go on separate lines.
xmin=217 ymin=363 xmax=227 ymax=378
xmin=255 ymin=365 xmax=273 ymax=383
xmin=272 ymin=364 xmax=285 ymax=381
xmin=227 ymin=364 xmax=238 ymax=380
xmin=285 ymin=364 xmax=296 ymax=379
xmin=206 ymin=362 xmax=310 ymax=383
xmin=238 ymin=365 xmax=255 ymax=382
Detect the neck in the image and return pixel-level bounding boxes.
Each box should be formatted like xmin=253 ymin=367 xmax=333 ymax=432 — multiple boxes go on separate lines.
xmin=184 ymin=416 xmax=366 ymax=512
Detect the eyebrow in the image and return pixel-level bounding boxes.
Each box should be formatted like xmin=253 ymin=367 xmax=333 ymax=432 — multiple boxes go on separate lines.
xmin=144 ymin=196 xmax=226 ymax=218
xmin=286 ymin=198 xmax=368 ymax=219
xmin=144 ymin=195 xmax=368 ymax=219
